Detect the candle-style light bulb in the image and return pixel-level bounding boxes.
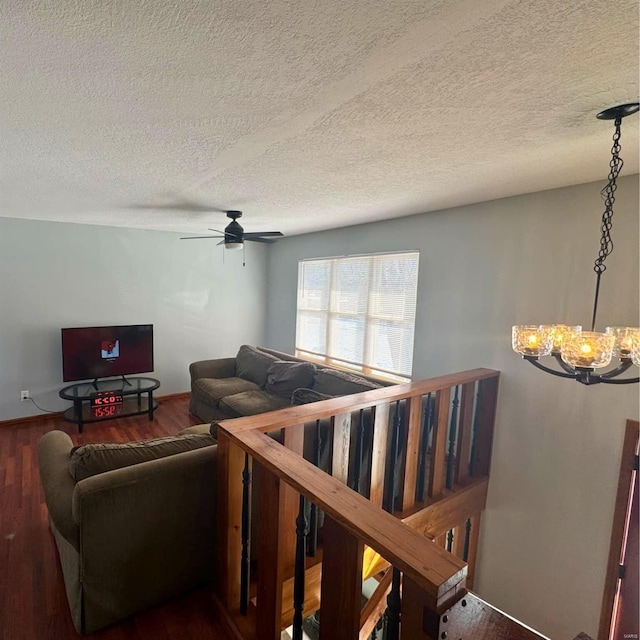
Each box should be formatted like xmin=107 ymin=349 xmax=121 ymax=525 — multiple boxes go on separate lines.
xmin=606 ymin=327 xmax=640 ymax=358
xmin=561 ymin=331 xmax=615 ymax=369
xmin=512 ymin=326 xmax=553 ymax=357
xmin=631 ymin=334 xmax=640 ymax=367
xmin=545 ymin=325 xmax=582 ymax=354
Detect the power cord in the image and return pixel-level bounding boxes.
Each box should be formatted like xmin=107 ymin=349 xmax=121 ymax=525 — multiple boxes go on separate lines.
xmin=27 ymin=396 xmax=59 ymax=414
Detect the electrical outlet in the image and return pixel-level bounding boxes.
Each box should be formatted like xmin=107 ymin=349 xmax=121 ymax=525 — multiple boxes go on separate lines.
xmin=20 ymin=390 xmax=30 ymax=401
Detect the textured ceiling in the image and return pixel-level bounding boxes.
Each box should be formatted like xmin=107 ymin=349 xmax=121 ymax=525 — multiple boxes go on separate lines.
xmin=1 ymin=0 xmax=638 ymax=237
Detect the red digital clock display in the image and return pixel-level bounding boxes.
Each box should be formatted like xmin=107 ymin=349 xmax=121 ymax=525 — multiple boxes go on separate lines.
xmin=91 ymin=391 xmax=124 ymax=418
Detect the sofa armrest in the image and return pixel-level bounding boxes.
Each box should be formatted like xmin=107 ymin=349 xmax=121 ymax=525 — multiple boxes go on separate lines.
xmin=37 ymin=430 xmax=80 ymax=549
xmin=189 ymin=357 xmax=236 ymax=381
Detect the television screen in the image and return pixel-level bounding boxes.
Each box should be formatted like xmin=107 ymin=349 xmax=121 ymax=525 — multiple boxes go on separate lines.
xmin=61 ymin=324 xmax=154 ymax=382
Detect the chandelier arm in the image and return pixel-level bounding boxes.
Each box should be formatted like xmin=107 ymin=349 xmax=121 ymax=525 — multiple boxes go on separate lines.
xmin=553 ymin=354 xmax=578 ymax=374
xmin=598 ymin=359 xmax=634 ymax=379
xmin=597 ymin=375 xmax=640 ymax=385
xmin=523 ymin=356 xmax=577 ymax=379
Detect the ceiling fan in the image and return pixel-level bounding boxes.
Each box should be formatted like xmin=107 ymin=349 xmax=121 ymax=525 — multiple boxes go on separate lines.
xmin=180 ymin=210 xmax=283 ymax=250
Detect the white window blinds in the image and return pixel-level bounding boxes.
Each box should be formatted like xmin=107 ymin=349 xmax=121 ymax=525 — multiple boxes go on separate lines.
xmin=296 ymin=251 xmax=419 ymax=381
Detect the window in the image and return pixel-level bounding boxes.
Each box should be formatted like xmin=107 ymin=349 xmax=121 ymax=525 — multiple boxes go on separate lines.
xmin=295 ymin=251 xmax=419 ymax=381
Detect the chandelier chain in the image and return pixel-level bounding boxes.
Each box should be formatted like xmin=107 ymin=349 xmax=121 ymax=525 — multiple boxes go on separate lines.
xmin=594 ymin=117 xmax=624 ymax=276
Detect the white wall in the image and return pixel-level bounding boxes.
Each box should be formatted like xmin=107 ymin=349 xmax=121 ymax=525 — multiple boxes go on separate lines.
xmin=0 ymin=217 xmax=268 ymax=420
xmin=264 ymin=176 xmax=640 ymax=640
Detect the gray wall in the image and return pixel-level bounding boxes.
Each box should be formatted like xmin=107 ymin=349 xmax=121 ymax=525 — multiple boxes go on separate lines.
xmin=264 ymin=176 xmax=640 ymax=640
xmin=0 ymin=217 xmax=268 ymax=420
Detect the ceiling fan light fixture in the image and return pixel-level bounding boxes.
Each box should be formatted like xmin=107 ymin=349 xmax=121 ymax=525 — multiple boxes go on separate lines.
xmin=179 ymin=209 xmax=283 ymax=263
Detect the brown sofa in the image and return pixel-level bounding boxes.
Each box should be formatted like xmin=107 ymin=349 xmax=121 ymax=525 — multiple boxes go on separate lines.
xmin=37 ymin=427 xmax=217 ymax=634
xmin=188 ymin=345 xmax=402 ymax=495
xmin=189 ymin=344 xmax=390 ymax=423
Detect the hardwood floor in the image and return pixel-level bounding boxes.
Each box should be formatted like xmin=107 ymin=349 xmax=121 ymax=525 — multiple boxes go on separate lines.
xmin=0 ymin=396 xmax=239 ymax=640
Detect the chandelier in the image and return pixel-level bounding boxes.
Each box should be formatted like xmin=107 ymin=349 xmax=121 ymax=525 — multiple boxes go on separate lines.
xmin=512 ymin=102 xmax=640 ymax=385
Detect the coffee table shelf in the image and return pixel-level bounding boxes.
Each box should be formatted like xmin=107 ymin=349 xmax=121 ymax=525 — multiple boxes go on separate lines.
xmin=59 ymin=377 xmax=160 ymax=433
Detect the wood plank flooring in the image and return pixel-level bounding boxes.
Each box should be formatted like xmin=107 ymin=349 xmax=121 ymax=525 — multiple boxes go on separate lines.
xmin=0 ymin=396 xmax=239 ymax=640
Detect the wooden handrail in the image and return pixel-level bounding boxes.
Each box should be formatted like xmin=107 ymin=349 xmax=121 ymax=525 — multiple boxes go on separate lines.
xmin=402 ymin=477 xmax=489 ymax=534
xmin=215 ymin=367 xmax=498 ymax=435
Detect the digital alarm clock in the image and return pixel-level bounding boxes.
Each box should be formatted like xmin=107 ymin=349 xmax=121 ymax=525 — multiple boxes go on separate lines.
xmin=90 ymin=390 xmax=124 ymax=418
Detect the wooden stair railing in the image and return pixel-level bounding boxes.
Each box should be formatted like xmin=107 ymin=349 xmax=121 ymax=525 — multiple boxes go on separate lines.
xmin=215 ymin=368 xmax=546 ymax=639
xmin=220 ymin=427 xmax=467 ymax=638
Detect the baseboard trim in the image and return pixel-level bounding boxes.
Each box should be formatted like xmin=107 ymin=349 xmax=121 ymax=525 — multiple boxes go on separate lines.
xmin=0 ymin=391 xmax=191 ymax=428
xmin=157 ymin=391 xmax=191 ymax=403
xmin=0 ymin=412 xmax=64 ymax=428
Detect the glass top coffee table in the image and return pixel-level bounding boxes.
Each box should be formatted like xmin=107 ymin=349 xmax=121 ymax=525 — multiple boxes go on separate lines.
xmin=59 ymin=376 xmax=160 ymax=433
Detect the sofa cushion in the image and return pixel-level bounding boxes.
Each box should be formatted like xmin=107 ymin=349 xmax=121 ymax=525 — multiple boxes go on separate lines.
xmin=291 ymin=388 xmax=335 ymax=405
xmin=193 ymin=376 xmax=260 ymax=405
xmin=178 ymin=423 xmax=215 ymax=437
xmin=178 ymin=423 xmax=219 ymax=439
xmin=219 ymin=390 xmax=290 ymax=417
xmin=236 ymin=345 xmax=280 ymax=387
xmin=68 ymin=434 xmax=216 ymax=482
xmin=312 ymin=368 xmax=382 ymax=396
xmin=265 ymin=361 xmax=317 ymax=398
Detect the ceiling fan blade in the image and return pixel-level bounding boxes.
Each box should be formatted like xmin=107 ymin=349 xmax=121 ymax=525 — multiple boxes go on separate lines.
xmin=208 ymin=228 xmax=242 ymax=239
xmin=180 ymin=235 xmax=224 ymax=240
xmin=243 ymin=231 xmax=284 ymax=238
xmin=245 ymin=237 xmax=278 ymax=244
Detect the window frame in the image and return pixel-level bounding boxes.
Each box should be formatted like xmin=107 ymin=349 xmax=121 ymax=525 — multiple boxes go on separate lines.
xmin=295 ymin=251 xmax=419 ymax=383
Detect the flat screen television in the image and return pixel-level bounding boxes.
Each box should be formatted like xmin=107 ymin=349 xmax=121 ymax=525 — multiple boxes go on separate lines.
xmin=61 ymin=324 xmax=154 ymax=382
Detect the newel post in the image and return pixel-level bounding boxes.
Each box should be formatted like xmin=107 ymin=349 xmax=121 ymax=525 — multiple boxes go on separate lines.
xmin=471 ymin=376 xmax=499 ymax=477
xmin=217 ymin=430 xmax=246 ymax=611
